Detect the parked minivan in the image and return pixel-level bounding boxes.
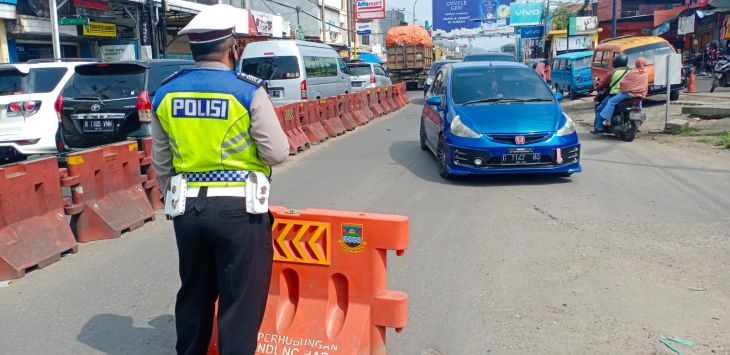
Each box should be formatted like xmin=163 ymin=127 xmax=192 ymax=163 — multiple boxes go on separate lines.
xmin=551 ymin=51 xmax=594 ymax=100
xmin=240 ymin=40 xmax=352 ymax=105
xmin=592 ymin=36 xmax=683 ymax=101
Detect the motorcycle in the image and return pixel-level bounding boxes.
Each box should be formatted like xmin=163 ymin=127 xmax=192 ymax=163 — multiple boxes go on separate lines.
xmin=710 ymin=56 xmax=730 ymax=92
xmin=596 ymin=97 xmax=646 ymax=142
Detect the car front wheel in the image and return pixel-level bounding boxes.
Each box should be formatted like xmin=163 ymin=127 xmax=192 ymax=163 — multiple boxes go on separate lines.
xmin=437 ymin=137 xmax=452 ymax=179
xmin=419 ymin=119 xmax=428 ymax=151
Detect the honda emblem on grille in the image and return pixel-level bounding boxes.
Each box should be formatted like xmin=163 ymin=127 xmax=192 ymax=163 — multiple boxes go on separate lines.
xmin=515 ymin=136 xmax=526 ymax=145
xmin=90 ymin=104 xmax=101 ymax=112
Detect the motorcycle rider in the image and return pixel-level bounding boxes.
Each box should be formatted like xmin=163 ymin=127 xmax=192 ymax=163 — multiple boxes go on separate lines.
xmin=592 ymin=54 xmax=629 ymax=134
xmin=599 ymin=57 xmax=649 ymax=128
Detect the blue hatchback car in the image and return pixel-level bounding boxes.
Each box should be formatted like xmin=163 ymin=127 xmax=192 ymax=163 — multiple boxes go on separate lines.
xmin=420 ymin=62 xmax=581 ymax=179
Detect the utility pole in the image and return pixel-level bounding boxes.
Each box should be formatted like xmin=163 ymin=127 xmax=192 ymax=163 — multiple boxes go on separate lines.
xmin=160 ymin=0 xmax=168 ymax=58
xmin=244 ymin=0 xmax=251 ymax=9
xmin=49 ymin=0 xmax=61 ymax=58
xmin=321 ymin=0 xmax=326 ymax=42
xmin=412 ymin=0 xmax=418 ymax=25
xmin=148 ymin=0 xmax=158 ymax=59
xmin=346 ymin=0 xmax=352 ymax=52
xmin=611 ymin=0 xmax=617 ymax=38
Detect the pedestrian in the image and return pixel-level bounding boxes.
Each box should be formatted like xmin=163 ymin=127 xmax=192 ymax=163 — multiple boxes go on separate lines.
xmin=534 ymin=59 xmax=547 ymax=81
xmin=592 ymin=54 xmax=629 ymax=133
xmin=598 ymin=57 xmax=649 ymax=127
xmin=150 ymin=4 xmax=289 ymax=355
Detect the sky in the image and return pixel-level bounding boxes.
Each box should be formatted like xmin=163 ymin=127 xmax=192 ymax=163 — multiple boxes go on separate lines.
xmin=387 ymin=0 xmax=433 ymax=26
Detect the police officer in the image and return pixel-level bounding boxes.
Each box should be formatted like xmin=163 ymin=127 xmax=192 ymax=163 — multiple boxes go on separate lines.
xmin=150 ymin=4 xmax=289 ymax=355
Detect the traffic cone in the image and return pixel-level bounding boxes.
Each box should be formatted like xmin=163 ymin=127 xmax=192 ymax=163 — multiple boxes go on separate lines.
xmin=686 ymin=67 xmax=698 ymax=93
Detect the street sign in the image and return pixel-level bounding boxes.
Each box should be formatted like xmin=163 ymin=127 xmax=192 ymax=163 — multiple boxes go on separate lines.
xmin=59 ymin=17 xmax=89 ymax=26
xmin=357 ymin=23 xmax=372 ymax=35
xmin=654 ymin=54 xmax=682 ymax=86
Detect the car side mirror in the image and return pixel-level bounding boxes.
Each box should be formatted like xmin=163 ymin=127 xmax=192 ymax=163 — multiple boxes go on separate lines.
xmin=426 ymin=95 xmax=442 ymax=106
xmin=553 ymin=92 xmax=564 ymax=101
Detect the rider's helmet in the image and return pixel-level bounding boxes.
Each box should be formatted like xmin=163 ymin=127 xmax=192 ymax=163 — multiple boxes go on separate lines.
xmin=613 ymin=54 xmax=629 ymax=68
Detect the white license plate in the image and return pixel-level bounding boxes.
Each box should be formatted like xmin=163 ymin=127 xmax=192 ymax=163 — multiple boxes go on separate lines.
xmin=352 ymin=82 xmax=363 ymax=87
xmin=83 ymin=120 xmax=115 ymax=132
xmin=269 ymin=90 xmax=281 ymax=98
xmin=629 ymin=111 xmax=646 ymax=122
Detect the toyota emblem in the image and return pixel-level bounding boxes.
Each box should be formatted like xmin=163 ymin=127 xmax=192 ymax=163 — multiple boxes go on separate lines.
xmin=515 ymin=136 xmax=526 ymax=145
xmin=90 ymin=104 xmax=101 ymax=112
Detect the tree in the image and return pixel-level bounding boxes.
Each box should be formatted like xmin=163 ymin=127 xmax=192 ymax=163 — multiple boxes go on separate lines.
xmin=547 ymin=3 xmax=577 ymax=30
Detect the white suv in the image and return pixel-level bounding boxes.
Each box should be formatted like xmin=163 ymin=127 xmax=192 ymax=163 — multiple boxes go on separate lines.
xmin=0 ymin=59 xmax=98 ymax=163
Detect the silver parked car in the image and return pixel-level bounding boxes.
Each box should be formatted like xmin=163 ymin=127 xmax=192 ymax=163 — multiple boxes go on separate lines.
xmin=347 ymin=62 xmax=392 ymax=92
xmin=239 ymin=40 xmax=352 ymax=105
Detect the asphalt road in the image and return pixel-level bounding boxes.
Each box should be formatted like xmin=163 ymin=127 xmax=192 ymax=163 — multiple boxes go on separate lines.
xmin=1 ymin=92 xmax=730 ymax=354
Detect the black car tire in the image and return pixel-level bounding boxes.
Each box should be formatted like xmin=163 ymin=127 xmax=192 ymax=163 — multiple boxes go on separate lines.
xmin=669 ymin=90 xmax=680 ymax=101
xmin=419 ymin=119 xmax=428 ymax=151
xmin=569 ymin=86 xmax=576 ymax=100
xmin=437 ymin=137 xmax=452 ymax=179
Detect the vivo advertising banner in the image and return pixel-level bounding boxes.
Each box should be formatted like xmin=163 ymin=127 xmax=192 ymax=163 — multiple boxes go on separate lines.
xmin=519 ymin=26 xmax=543 ymax=39
xmin=509 ymin=2 xmax=543 ymax=26
xmin=433 ymin=0 xmax=510 ymax=32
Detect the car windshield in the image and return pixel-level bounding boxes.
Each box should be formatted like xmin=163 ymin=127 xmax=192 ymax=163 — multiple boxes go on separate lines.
xmin=240 ymin=56 xmax=301 ymax=80
xmin=451 ymin=67 xmax=554 ymax=105
xmin=0 ymin=67 xmax=67 ymax=95
xmin=63 ymin=64 xmax=145 ymax=100
xmin=624 ymin=42 xmax=674 ymax=66
xmin=464 ymin=54 xmax=515 ymax=62
xmin=429 ymin=62 xmax=452 ymax=77
xmin=573 ymin=57 xmax=592 ymax=70
xmin=348 ymin=65 xmax=372 ymax=76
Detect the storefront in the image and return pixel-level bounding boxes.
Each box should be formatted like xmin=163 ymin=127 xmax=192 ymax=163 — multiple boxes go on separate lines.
xmin=0 ymin=0 xmax=17 ymax=63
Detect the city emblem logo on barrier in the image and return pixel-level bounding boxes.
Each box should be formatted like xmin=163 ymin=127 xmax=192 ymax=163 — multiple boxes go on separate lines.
xmin=339 ymin=223 xmax=366 ymax=253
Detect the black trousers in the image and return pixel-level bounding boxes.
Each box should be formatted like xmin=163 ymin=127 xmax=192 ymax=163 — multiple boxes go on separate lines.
xmin=173 ymin=195 xmax=273 ymax=355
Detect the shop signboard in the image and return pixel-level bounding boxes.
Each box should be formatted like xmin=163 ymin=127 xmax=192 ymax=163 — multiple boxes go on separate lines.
xmin=100 ymin=44 xmax=136 ymax=62
xmin=60 ymin=17 xmax=89 ymax=26
xmin=433 ymin=0 xmax=510 ymax=32
xmin=357 ymin=22 xmax=372 ymax=35
xmin=556 ymin=35 xmax=592 ymax=51
xmin=81 ymin=22 xmax=117 ymax=37
xmin=73 ymin=0 xmax=108 ymax=11
xmin=251 ymin=10 xmax=283 ymax=38
xmin=356 ymin=0 xmax=385 ymax=21
xmin=568 ymin=16 xmax=598 ymax=35
xmin=519 ymin=26 xmax=543 ymax=39
xmin=509 ymin=2 xmax=543 ymax=26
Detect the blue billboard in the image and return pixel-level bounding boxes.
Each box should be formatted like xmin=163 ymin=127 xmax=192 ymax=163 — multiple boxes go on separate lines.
xmin=519 ymin=26 xmax=544 ymax=39
xmin=509 ymin=3 xmax=543 ymax=26
xmin=433 ymin=0 xmax=510 ymax=32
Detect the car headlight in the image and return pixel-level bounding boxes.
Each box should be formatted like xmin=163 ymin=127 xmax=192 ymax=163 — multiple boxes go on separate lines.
xmin=450 ymin=115 xmax=481 ymax=138
xmin=557 ymin=115 xmax=576 ymax=136
xmin=426 ymin=77 xmax=433 ymax=85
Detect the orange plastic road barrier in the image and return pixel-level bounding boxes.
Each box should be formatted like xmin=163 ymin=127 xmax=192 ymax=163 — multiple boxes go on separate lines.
xmin=394 ymin=84 xmax=407 ymax=108
xmin=0 ymin=157 xmax=78 ymax=280
xmin=349 ymin=92 xmax=369 ymax=126
xmin=361 ymin=91 xmax=376 ymax=121
xmin=398 ymin=83 xmax=410 ymax=105
xmin=299 ymin=101 xmax=329 ymax=143
xmin=138 ymin=138 xmax=163 ymax=210
xmin=207 ymin=206 xmax=409 ymax=355
xmin=376 ymin=88 xmax=393 ymax=114
xmin=319 ymin=98 xmax=346 ymax=137
xmin=65 ymin=141 xmax=155 ymax=243
xmin=277 ymin=104 xmax=309 ymax=154
xmin=384 ymin=86 xmax=398 ymax=112
xmin=686 ymin=67 xmax=697 ymax=93
xmin=369 ymin=89 xmax=385 ymax=117
xmin=337 ymin=95 xmax=357 ymax=131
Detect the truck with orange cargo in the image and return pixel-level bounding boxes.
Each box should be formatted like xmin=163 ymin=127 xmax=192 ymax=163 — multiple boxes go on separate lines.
xmin=385 ymin=25 xmax=434 ymax=90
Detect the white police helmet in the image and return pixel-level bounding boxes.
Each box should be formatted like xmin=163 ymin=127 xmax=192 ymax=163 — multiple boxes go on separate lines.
xmin=179 ymin=4 xmax=246 ymax=44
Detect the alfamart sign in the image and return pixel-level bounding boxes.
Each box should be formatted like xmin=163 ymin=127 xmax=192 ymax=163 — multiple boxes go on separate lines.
xmin=356 ymin=0 xmax=385 ymax=20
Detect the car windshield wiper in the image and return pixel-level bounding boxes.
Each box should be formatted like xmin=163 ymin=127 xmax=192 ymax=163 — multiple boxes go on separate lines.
xmin=509 ymin=98 xmax=554 ymax=102
xmin=460 ymin=97 xmax=522 ymax=105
